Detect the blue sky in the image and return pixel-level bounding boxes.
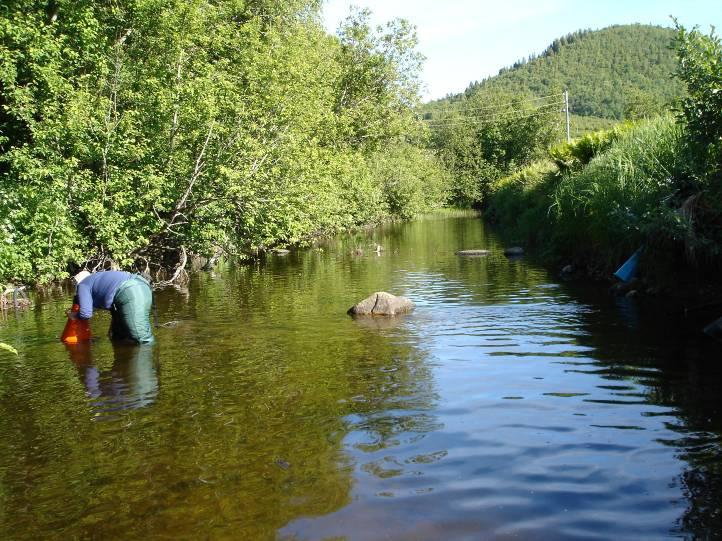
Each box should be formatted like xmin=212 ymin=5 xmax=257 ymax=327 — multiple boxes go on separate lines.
xmin=322 ymin=0 xmax=721 ymax=100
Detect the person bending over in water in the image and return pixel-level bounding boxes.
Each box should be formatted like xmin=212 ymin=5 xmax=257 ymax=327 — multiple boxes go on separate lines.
xmin=70 ymin=270 xmax=155 ymax=344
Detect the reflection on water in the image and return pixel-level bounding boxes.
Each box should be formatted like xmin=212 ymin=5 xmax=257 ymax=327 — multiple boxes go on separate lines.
xmin=0 ymin=210 xmax=721 ymax=540
xmin=65 ymin=342 xmax=159 ymax=418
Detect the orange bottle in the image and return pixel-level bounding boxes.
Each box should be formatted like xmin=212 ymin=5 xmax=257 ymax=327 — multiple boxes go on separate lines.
xmin=61 ymin=304 xmax=92 ymax=343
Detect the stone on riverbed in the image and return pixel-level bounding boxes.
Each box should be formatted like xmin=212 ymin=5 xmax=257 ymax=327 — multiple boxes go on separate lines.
xmin=348 ymin=292 xmax=414 ymax=316
xmin=456 ymin=249 xmax=490 ymax=256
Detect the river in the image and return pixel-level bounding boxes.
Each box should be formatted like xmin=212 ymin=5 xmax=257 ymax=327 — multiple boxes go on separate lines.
xmin=1 ymin=210 xmax=721 ymax=540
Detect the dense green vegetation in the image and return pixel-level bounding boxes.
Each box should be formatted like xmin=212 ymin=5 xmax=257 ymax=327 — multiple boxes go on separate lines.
xmin=485 ymin=24 xmax=722 ymax=286
xmin=488 ymin=117 xmax=683 ymax=265
xmin=568 ymin=114 xmax=619 ymax=138
xmin=425 ymin=91 xmax=563 ymax=205
xmin=1 ymin=8 xmax=717 ymax=291
xmin=0 ymin=1 xmax=450 ymax=284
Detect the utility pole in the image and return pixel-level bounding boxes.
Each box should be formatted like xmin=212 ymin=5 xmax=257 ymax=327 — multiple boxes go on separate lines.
xmin=563 ymin=89 xmax=571 ymax=143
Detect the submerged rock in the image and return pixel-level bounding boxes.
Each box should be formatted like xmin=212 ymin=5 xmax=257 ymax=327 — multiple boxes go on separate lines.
xmin=610 ymin=278 xmax=640 ymax=297
xmin=456 ymin=249 xmax=489 ymax=256
xmin=271 ymin=248 xmax=290 ymax=255
xmin=504 ymin=247 xmax=524 ymax=256
xmin=274 ymin=458 xmax=291 ymax=470
xmin=351 ymin=315 xmax=408 ymax=330
xmin=348 ymin=292 xmax=414 ymax=316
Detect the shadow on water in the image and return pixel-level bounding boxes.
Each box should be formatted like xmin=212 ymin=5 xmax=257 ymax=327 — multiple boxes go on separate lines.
xmin=558 ymin=282 xmax=722 ymax=539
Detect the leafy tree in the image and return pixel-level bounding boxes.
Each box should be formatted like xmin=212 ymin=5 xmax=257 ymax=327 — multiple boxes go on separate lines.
xmin=332 ymin=8 xmax=424 ymax=151
xmin=672 ymin=22 xmax=722 ymax=181
xmin=428 ymin=91 xmax=563 ymax=205
xmin=369 ymin=142 xmax=451 ymax=218
xmin=623 ymin=88 xmax=663 ymax=120
xmin=0 ymin=1 xmax=450 ymax=283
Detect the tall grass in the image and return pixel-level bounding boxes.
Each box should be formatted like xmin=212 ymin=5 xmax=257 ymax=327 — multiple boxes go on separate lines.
xmin=486 ymin=115 xmax=701 ymax=276
xmin=549 ymin=115 xmax=685 ymax=268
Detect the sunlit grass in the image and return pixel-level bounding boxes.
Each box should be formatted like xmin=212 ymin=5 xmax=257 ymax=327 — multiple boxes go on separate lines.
xmin=486 ymin=115 xmax=693 ymax=271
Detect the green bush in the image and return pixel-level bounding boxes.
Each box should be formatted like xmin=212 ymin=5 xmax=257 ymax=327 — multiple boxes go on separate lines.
xmin=486 ymin=160 xmax=558 ymax=240
xmin=370 ymin=143 xmax=451 ymax=219
xmin=673 ymin=23 xmax=722 ymax=181
xmin=549 ymin=123 xmax=633 ymax=173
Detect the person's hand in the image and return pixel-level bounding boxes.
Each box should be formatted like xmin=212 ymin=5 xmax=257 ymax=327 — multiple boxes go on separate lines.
xmin=66 ymin=309 xmax=78 ymax=320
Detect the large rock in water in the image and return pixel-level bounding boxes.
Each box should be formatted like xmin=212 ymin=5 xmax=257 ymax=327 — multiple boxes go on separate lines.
xmin=348 ymin=292 xmax=414 ymax=316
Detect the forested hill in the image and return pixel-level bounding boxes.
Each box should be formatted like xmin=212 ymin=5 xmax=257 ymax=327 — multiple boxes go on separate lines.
xmin=432 ymin=24 xmax=683 ymax=120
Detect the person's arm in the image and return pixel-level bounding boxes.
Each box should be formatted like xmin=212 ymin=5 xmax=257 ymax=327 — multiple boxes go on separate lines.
xmin=77 ymin=284 xmax=94 ymax=320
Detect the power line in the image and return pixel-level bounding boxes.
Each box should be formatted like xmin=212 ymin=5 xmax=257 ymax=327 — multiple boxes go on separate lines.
xmin=421 ymin=101 xmax=564 ymax=122
xmin=422 ymin=109 xmax=563 ymax=126
xmin=423 ymin=97 xmax=562 ymax=117
xmin=420 ymin=100 xmax=565 ymax=124
xmin=421 ymin=108 xmax=564 ymax=126
xmin=428 ymin=90 xmax=564 ymax=105
xmin=422 ymin=100 xmax=564 ymax=116
xmin=422 ymin=102 xmax=565 ymax=122
xmin=422 ymin=92 xmax=564 ymax=116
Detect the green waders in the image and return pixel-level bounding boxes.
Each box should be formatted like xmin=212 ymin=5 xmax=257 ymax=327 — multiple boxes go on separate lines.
xmin=109 ymin=276 xmax=155 ymax=344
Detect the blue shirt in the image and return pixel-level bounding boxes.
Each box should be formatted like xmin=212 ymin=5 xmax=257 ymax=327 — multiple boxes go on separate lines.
xmin=76 ymin=271 xmax=133 ymax=319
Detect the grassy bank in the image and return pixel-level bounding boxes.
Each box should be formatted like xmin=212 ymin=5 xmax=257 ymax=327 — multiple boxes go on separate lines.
xmin=486 ymin=114 xmax=721 ymax=291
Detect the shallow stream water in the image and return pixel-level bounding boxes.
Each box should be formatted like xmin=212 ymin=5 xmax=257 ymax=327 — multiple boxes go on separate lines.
xmin=1 ymin=211 xmax=721 ymax=540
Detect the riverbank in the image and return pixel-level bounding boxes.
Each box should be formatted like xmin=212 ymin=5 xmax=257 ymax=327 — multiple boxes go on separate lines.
xmin=431 ymin=24 xmax=722 ymax=328
xmin=483 ymin=113 xmax=722 ymax=332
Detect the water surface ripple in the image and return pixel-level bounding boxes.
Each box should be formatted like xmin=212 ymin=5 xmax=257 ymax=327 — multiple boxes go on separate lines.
xmin=1 ymin=211 xmax=721 ymax=540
